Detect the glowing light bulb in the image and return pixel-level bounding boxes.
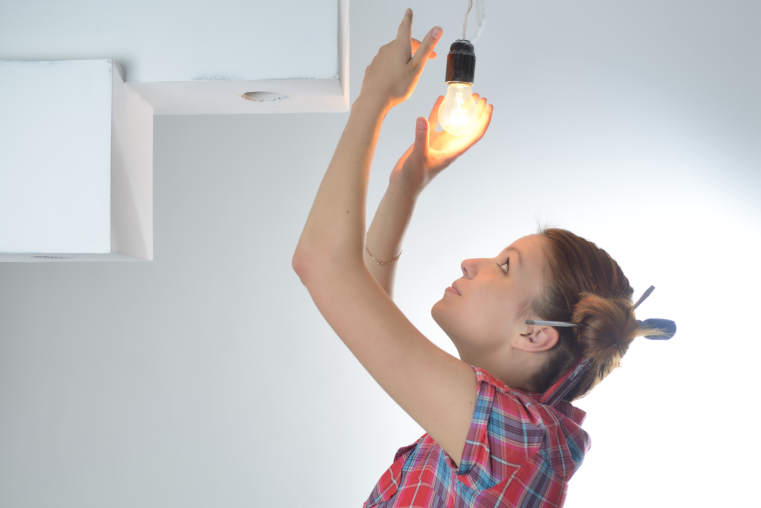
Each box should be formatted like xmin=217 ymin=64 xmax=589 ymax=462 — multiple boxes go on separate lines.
xmin=440 ymin=39 xmax=478 ymax=136
xmin=438 ymin=83 xmax=478 ymax=136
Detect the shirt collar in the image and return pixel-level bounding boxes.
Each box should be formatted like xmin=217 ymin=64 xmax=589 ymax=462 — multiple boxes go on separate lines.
xmin=511 ymin=388 xmax=588 ymax=426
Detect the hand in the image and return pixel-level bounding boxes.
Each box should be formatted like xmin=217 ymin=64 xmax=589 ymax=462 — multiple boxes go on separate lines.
xmin=359 ymin=9 xmax=442 ymax=111
xmin=390 ymin=94 xmax=494 ymax=194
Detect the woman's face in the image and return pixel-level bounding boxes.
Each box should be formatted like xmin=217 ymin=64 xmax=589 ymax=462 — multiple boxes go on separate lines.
xmin=431 ymin=234 xmax=549 ymax=363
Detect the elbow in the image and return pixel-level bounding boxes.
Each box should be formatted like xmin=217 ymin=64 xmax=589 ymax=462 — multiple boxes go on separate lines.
xmin=292 ymin=249 xmax=318 ymax=283
xmin=292 ymin=250 xmax=307 ymax=278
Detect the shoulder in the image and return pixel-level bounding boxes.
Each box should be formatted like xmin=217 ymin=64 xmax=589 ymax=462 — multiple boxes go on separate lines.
xmin=467 ymin=365 xmax=590 ymax=477
xmin=470 ymin=365 xmax=582 ymax=428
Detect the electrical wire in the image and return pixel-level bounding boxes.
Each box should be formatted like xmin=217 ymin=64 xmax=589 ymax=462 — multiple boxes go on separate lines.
xmin=461 ymin=0 xmax=486 ymax=43
xmin=462 ymin=0 xmax=472 ymax=39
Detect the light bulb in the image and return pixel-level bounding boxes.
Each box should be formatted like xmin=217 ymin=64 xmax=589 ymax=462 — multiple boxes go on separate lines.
xmin=440 ymin=39 xmax=478 ymax=136
xmin=438 ymin=83 xmax=478 ymax=136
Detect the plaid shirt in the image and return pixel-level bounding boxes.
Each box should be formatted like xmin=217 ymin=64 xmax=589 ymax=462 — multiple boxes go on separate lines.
xmin=363 ymin=365 xmax=591 ymax=508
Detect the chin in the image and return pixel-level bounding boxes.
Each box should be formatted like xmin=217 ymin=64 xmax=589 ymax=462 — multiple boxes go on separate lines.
xmin=431 ymin=301 xmax=452 ymax=336
xmin=431 ymin=299 xmax=444 ymax=325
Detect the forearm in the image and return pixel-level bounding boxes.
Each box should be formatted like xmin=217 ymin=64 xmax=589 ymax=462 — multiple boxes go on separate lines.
xmin=364 ymin=181 xmax=419 ymax=299
xmin=293 ymin=95 xmax=388 ymax=269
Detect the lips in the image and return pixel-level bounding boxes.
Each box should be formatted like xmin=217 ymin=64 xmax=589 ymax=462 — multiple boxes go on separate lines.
xmin=452 ymin=282 xmax=460 ymax=295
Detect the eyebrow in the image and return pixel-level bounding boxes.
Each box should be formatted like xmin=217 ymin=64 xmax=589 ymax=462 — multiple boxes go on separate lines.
xmin=505 ymin=246 xmax=522 ymax=267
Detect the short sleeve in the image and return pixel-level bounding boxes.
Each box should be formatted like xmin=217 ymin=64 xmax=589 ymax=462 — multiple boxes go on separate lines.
xmin=455 ymin=365 xmax=546 ymax=490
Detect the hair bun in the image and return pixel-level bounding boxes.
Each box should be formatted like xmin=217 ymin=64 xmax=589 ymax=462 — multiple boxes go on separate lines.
xmin=571 ymin=293 xmax=639 ymax=365
xmin=532 ymin=228 xmax=660 ymax=401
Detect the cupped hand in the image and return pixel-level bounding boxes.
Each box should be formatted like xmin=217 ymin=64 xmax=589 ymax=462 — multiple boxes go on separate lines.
xmin=390 ymin=94 xmax=494 ymax=194
xmin=359 ymin=9 xmax=442 ymax=110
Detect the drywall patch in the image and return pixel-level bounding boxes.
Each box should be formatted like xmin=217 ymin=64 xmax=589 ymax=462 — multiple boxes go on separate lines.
xmin=194 ymin=74 xmax=234 ymax=81
xmin=242 ymin=91 xmax=289 ymax=102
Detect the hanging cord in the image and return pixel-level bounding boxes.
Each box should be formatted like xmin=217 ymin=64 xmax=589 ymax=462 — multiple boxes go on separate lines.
xmin=461 ymin=0 xmax=472 ymax=39
xmin=461 ymin=0 xmax=486 ymax=43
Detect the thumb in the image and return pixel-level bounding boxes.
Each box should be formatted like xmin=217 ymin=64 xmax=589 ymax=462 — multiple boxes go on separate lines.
xmin=412 ymin=117 xmax=429 ymax=163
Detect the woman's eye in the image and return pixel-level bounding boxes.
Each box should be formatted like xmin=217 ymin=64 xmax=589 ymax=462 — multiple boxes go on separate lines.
xmin=497 ymin=258 xmax=509 ymax=274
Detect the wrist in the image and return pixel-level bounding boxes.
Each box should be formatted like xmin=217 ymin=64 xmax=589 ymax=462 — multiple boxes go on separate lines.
xmin=387 ymin=175 xmax=422 ymax=203
xmin=390 ymin=159 xmax=427 ymax=198
xmin=353 ymin=93 xmax=392 ymax=118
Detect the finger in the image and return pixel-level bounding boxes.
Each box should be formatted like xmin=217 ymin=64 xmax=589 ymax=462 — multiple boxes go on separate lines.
xmin=458 ymin=98 xmax=488 ymax=144
xmin=468 ymin=102 xmax=494 ymax=143
xmin=446 ymin=99 xmax=490 ymax=153
xmin=411 ymin=26 xmax=442 ymax=68
xmin=411 ymin=38 xmax=437 ymax=59
xmin=428 ymin=95 xmax=445 ymax=126
xmin=474 ymin=97 xmax=487 ymax=122
xmin=397 ymin=8 xmax=413 ymax=45
xmin=412 ymin=117 xmax=430 ymax=163
xmin=472 ymin=93 xmax=480 ymax=102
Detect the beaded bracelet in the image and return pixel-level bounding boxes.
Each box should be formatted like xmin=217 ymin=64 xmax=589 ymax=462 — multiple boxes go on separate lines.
xmin=365 ymin=246 xmax=402 ymax=266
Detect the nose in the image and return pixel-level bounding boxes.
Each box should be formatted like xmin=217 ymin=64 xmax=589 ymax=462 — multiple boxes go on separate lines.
xmin=461 ymin=258 xmax=479 ymax=278
xmin=462 ymin=257 xmax=494 ymax=278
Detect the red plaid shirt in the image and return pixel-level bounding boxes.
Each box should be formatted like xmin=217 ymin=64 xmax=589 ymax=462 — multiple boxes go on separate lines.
xmin=363 ymin=365 xmax=591 ymax=508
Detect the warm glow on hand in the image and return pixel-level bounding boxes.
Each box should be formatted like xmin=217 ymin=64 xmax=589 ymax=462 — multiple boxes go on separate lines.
xmin=390 ymin=94 xmax=493 ymax=193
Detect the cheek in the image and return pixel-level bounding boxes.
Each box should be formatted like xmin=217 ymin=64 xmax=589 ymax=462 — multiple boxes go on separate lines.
xmin=468 ymin=299 xmax=511 ymax=337
xmin=470 ymin=288 xmax=524 ymax=335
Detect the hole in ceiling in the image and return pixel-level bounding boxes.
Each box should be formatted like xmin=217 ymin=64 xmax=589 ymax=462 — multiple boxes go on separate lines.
xmin=242 ymin=92 xmax=290 ymax=102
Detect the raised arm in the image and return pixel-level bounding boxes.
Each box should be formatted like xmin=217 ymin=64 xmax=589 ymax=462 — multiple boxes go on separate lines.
xmin=364 ymin=92 xmax=488 ymax=298
xmin=363 ymin=36 xmax=440 ymax=298
xmin=364 ymin=181 xmax=418 ymax=299
xmin=291 ymin=10 xmax=493 ymax=470
xmin=292 ymin=10 xmax=438 ymax=272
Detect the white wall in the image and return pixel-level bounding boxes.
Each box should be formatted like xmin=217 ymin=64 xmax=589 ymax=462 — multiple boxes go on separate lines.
xmin=1 ymin=1 xmax=760 ymax=507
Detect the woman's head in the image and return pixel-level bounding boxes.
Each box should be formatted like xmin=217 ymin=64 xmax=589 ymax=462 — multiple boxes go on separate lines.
xmin=432 ymin=228 xmax=646 ymax=401
xmin=432 ymin=233 xmax=558 ymax=388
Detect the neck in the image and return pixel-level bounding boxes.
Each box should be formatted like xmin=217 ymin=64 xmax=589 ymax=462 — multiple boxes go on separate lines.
xmin=456 ymin=341 xmax=546 ymax=391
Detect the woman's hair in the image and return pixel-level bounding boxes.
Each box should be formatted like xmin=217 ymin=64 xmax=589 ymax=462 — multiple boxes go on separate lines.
xmin=525 ymin=228 xmax=663 ymax=401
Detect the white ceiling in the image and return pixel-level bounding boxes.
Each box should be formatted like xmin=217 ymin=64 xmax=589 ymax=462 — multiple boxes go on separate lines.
xmin=0 ymin=0 xmax=338 ymax=81
xmin=0 ymin=0 xmax=349 ymax=114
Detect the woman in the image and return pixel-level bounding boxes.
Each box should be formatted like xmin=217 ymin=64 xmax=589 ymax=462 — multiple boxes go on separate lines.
xmin=293 ymin=9 xmax=665 ymax=507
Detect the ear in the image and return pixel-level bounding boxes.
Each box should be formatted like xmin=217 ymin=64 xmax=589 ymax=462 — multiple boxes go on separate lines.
xmin=516 ymin=326 xmax=559 ymax=353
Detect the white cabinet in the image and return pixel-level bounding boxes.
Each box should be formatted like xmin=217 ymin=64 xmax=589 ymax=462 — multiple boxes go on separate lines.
xmin=0 ymin=60 xmax=153 ymax=262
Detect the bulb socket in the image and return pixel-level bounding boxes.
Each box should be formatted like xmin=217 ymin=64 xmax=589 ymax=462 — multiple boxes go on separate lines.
xmin=445 ymin=39 xmax=476 ymax=84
